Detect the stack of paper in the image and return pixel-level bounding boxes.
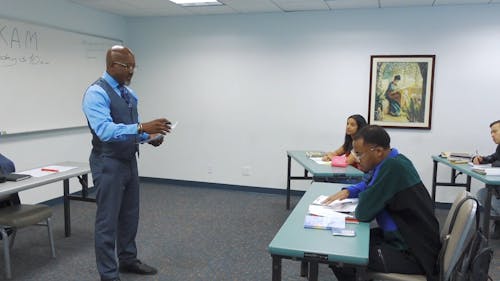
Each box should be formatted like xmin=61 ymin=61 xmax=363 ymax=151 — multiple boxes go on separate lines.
xmin=472 ymin=167 xmax=500 ymax=176
xmin=304 ymin=195 xmax=359 ymax=230
xmin=309 ymin=157 xmax=330 ymax=165
xmin=440 ymin=152 xmax=472 ymax=164
xmin=441 ymin=152 xmax=472 ymax=159
xmin=312 ymin=195 xmax=359 ymax=213
xmin=468 ymin=163 xmax=492 ymax=169
xmin=306 ymin=151 xmax=325 ymax=158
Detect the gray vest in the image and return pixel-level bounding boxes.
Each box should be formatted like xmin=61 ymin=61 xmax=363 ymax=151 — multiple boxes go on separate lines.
xmin=87 ymin=78 xmax=139 ymax=160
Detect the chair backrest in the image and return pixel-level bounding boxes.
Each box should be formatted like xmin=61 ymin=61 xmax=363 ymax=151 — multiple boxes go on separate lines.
xmin=440 ymin=190 xmax=469 ymax=241
xmin=440 ymin=196 xmax=478 ymax=281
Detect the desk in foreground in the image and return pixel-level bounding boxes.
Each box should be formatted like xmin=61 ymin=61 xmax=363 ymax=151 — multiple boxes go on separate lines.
xmin=0 ymin=161 xmax=93 ymax=237
xmin=286 ymin=151 xmax=364 ymax=209
xmin=269 ymin=182 xmax=369 ymax=281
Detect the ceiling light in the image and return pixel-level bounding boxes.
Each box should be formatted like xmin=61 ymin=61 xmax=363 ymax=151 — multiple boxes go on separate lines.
xmin=170 ymin=0 xmax=223 ymax=7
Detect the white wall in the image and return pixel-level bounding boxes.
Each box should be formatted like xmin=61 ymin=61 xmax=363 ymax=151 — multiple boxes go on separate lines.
xmin=0 ymin=0 xmax=126 ymax=203
xmin=2 ymin=2 xmax=499 ymax=204
xmin=127 ymin=5 xmax=500 ymax=202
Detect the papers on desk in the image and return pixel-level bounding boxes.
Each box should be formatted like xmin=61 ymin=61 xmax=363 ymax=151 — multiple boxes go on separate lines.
xmin=467 ymin=163 xmax=500 ymax=175
xmin=305 ymin=151 xmax=325 ymax=158
xmin=440 ymin=152 xmax=472 ymax=164
xmin=309 ymin=157 xmax=330 ymax=165
xmin=304 ymin=214 xmax=345 ymax=230
xmin=440 ymin=152 xmax=472 ymax=159
xmin=448 ymin=158 xmax=469 ymax=164
xmin=472 ymin=167 xmax=500 ymax=176
xmin=18 ymin=165 xmax=77 ymax=178
xmin=312 ymin=195 xmax=359 ymax=213
xmin=468 ymin=163 xmax=492 ymax=169
xmin=304 ymin=195 xmax=359 ymax=230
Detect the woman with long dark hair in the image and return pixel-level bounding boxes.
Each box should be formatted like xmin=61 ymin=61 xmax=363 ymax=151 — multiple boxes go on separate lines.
xmin=322 ymin=114 xmax=367 ymax=166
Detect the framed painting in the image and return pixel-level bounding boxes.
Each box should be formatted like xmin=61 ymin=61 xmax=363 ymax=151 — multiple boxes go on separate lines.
xmin=368 ymin=55 xmax=435 ymax=129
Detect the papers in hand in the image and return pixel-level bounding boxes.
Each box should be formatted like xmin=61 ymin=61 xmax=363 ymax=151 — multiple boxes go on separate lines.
xmin=137 ymin=121 xmax=177 ymax=144
xmin=170 ymin=121 xmax=178 ymax=130
xmin=138 ymin=134 xmax=164 ymax=144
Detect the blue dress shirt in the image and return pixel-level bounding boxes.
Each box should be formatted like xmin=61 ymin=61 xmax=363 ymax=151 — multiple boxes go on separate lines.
xmin=347 ymin=148 xmax=400 ymax=231
xmin=82 ymin=72 xmax=148 ymax=142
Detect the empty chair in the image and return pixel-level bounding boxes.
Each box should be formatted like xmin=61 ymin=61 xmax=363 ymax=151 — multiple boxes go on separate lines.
xmin=366 ymin=191 xmax=477 ymax=281
xmin=0 ymin=194 xmax=55 ymax=279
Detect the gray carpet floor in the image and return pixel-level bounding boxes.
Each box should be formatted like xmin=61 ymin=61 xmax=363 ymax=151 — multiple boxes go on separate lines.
xmin=1 ymin=182 xmax=499 ymax=281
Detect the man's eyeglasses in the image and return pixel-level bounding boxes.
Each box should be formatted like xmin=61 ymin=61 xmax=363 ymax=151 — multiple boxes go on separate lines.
xmin=351 ymin=146 xmax=378 ymax=161
xmin=113 ymin=61 xmax=137 ymax=72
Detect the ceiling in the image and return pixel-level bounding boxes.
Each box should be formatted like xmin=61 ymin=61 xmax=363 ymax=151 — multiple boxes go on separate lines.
xmin=69 ymin=0 xmax=499 ymax=17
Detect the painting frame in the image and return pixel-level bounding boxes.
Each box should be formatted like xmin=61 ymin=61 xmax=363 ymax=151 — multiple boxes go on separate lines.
xmin=368 ymin=55 xmax=435 ymax=129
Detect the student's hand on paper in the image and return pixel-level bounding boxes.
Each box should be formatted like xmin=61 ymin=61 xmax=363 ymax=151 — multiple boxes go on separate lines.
xmin=322 ymin=152 xmax=333 ymax=161
xmin=148 ymin=134 xmax=164 ymax=147
xmin=472 ymin=156 xmax=483 ymax=165
xmin=142 ymin=118 xmax=171 ymax=134
xmin=322 ymin=189 xmax=350 ymax=205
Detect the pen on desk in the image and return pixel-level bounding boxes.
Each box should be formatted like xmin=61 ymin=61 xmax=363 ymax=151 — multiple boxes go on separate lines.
xmin=41 ymin=168 xmax=59 ymax=172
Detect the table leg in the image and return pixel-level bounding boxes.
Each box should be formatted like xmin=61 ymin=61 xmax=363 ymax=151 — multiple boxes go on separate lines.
xmin=63 ymin=179 xmax=71 ymax=237
xmin=287 ymin=155 xmax=291 ymax=210
xmin=308 ymin=262 xmax=318 ymax=281
xmin=272 ymin=255 xmax=282 ymax=281
xmin=484 ymin=185 xmax=493 ymax=242
xmin=466 ymin=176 xmax=471 ymax=192
xmin=451 ymin=168 xmax=457 ymax=184
xmin=431 ymin=160 xmax=437 ymax=209
xmin=79 ymin=174 xmax=89 ymax=198
xmin=300 ymin=261 xmax=308 ymax=277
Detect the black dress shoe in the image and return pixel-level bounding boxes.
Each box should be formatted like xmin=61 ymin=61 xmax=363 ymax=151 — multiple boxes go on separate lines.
xmin=119 ymin=260 xmax=157 ymax=275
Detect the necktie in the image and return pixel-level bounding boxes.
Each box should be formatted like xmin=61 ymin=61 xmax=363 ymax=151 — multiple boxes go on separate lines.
xmin=118 ymin=85 xmax=131 ymax=105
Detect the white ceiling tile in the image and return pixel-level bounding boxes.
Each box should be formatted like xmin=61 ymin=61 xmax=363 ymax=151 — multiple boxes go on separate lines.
xmin=273 ymin=0 xmax=330 ymax=12
xmin=326 ymin=0 xmax=379 ymax=10
xmin=434 ymin=0 xmax=490 ymax=5
xmin=68 ymin=0 xmax=500 ymax=17
xmin=184 ymin=4 xmax=238 ymax=14
xmin=220 ymin=0 xmax=282 ymax=13
xmin=380 ymin=0 xmax=434 ymax=8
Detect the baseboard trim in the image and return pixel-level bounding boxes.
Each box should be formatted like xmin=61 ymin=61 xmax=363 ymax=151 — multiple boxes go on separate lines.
xmin=139 ymin=176 xmax=306 ymax=196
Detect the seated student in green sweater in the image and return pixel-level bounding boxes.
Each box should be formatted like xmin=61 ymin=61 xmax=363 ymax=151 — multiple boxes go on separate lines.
xmin=322 ymin=125 xmax=441 ymax=281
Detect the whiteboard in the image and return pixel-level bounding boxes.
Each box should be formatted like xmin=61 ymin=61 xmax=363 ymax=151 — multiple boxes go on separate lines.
xmin=0 ymin=17 xmax=121 ymax=134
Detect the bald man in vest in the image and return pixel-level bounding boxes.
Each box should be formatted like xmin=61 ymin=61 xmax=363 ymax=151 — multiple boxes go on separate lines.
xmin=83 ymin=45 xmax=170 ymax=281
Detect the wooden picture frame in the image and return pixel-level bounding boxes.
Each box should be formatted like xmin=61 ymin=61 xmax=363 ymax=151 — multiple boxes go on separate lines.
xmin=368 ymin=55 xmax=435 ymax=129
